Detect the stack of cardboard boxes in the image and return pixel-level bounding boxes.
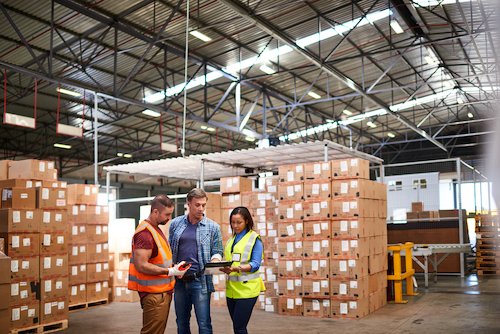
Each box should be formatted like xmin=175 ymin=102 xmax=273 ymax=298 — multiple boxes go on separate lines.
xmin=0 ymin=159 xmax=69 ymax=332
xmin=1 ymin=245 xmax=9 ymax=334
xmin=67 ymin=185 xmax=110 ymax=308
xmin=406 ymin=202 xmax=439 ymax=221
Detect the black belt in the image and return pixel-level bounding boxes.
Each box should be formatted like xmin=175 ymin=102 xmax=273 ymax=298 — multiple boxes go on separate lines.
xmin=181 ymin=271 xmax=202 ymax=282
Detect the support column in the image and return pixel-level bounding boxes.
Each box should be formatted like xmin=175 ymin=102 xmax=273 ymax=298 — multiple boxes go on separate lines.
xmin=456 ymin=158 xmax=464 ymax=277
xmin=200 ymin=159 xmax=205 ymax=190
xmin=94 ymin=92 xmax=99 ymax=185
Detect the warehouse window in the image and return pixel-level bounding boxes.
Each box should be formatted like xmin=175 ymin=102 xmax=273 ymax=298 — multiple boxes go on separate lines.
xmin=412 ymin=179 xmax=427 ymax=190
xmin=388 ymin=180 xmax=402 ymax=191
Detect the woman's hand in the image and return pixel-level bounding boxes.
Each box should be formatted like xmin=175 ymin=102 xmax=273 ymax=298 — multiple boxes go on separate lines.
xmin=219 ymin=266 xmax=238 ymax=274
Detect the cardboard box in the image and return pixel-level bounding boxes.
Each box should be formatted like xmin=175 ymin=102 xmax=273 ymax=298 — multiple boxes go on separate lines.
xmin=88 ymin=205 xmax=109 ymax=224
xmin=369 ymin=253 xmax=388 ymax=274
xmin=278 ymin=182 xmax=304 ymax=201
xmin=439 ymin=209 xmax=466 ymax=218
xmin=278 ymin=296 xmax=303 ymax=316
xmin=210 ymin=290 xmax=227 ymax=306
xmin=87 ymin=281 xmax=108 ymax=302
xmin=36 ymin=188 xmax=67 ymax=210
xmin=87 ymin=262 xmax=110 ymax=283
xmin=368 ymin=235 xmax=387 ymax=256
xmin=368 ymin=271 xmax=388 ymax=294
xmin=278 ymin=164 xmax=304 ymax=183
xmin=110 ymin=269 xmax=130 ymax=286
xmin=10 ymin=256 xmax=39 ymax=281
xmin=277 ymin=221 xmax=303 ymax=238
xmin=112 ymin=286 xmax=139 ymax=303
xmin=304 ymin=162 xmax=331 ymax=181
xmin=277 ymin=238 xmax=303 ymax=258
xmin=241 ymin=191 xmax=270 ymax=208
xmin=67 ymin=184 xmax=99 ymax=205
xmin=331 ymin=179 xmax=373 ymax=199
xmin=69 ymin=264 xmax=86 ymax=285
xmin=262 ymin=296 xmax=279 ymax=313
xmin=39 ymin=180 xmax=67 ymax=189
xmin=40 ymin=254 xmax=68 ymax=279
xmin=205 ymin=192 xmax=221 ymax=209
xmin=303 ymin=199 xmax=331 ymax=221
xmin=278 ymin=258 xmax=303 ymax=278
xmin=303 ymin=298 xmax=330 ymax=318
xmin=0 ymin=180 xmax=38 ymax=191
xmin=302 ymin=278 xmax=330 ymax=298
xmin=418 ymin=211 xmax=432 ymax=220
xmin=68 ymin=224 xmax=87 ymax=244
xmin=330 ymin=276 xmax=369 ymax=299
xmin=41 ymin=210 xmax=67 ymax=232
xmin=221 ymin=208 xmax=233 ymax=224
xmin=278 ymin=278 xmax=303 ymax=296
xmin=249 ymin=207 xmax=267 ymax=223
xmin=331 ymin=238 xmax=369 ymax=259
xmin=412 ymin=202 xmax=424 ymax=212
xmin=303 ymin=221 xmax=331 ymax=239
xmin=0 ymin=252 xmax=9 ymax=284
xmin=220 ymin=177 xmax=253 ymax=194
xmin=0 ymin=233 xmax=39 ymax=256
xmin=205 ymin=208 xmax=222 ymax=224
xmin=40 ymin=296 xmax=68 ymax=324
xmin=68 ymin=205 xmax=87 ymax=224
xmin=369 ymin=288 xmax=387 ymax=313
xmin=331 ymin=199 xmax=374 ymax=218
xmin=266 ymin=207 xmax=279 ymax=224
xmin=331 ymin=218 xmax=372 ymax=239
xmin=278 ymin=201 xmax=303 ymax=222
xmin=109 ymin=237 xmax=132 ymax=254
xmin=0 ymin=209 xmax=41 ymax=233
xmin=0 ymin=283 xmax=8 ymax=309
xmin=303 ymin=239 xmax=330 ymax=258
xmin=69 ymin=283 xmax=86 ymax=305
xmin=86 ymin=225 xmax=108 ymax=243
xmin=373 ymin=218 xmax=387 ymax=237
xmin=10 ymin=279 xmax=39 ymax=306
xmin=40 ymin=276 xmax=68 ymax=301
xmin=1 ymin=188 xmax=36 ymax=210
xmin=302 ymin=258 xmax=329 ymax=278
xmin=254 ymin=221 xmax=268 ymax=237
xmin=0 ymin=160 xmax=12 ymax=180
xmin=264 ymin=177 xmax=279 ymax=194
xmin=40 ymin=232 xmax=67 ymax=254
xmin=222 ymin=193 xmax=241 ymax=209
xmin=304 ymin=181 xmax=331 ymax=200
xmin=331 ymin=158 xmax=369 ymax=179
xmin=220 ymin=223 xmax=233 ymax=239
xmin=87 ymin=242 xmax=109 ymax=263
xmin=9 ymin=301 xmax=39 ymax=330
xmin=68 ymin=244 xmax=87 ymax=264
xmin=109 ymin=252 xmax=130 ymax=270
xmin=330 ymin=257 xmax=369 ymax=279
xmin=330 ymin=297 xmax=370 ymax=318
xmin=8 ymin=160 xmax=56 ymax=180
xmin=264 ymin=281 xmax=279 ymax=298
xmin=406 ymin=212 xmax=419 ymax=220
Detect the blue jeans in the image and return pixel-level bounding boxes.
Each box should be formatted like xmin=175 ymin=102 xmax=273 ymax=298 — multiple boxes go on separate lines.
xmin=174 ymin=278 xmax=212 ymax=334
xmin=226 ymin=297 xmax=258 ymax=334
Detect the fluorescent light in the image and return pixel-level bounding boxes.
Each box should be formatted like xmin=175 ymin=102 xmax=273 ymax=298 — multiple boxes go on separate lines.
xmin=245 ymin=136 xmax=255 ymax=142
xmin=326 ymin=119 xmax=335 ymax=123
xmin=207 ymin=127 xmax=215 ymax=132
xmin=54 ymin=143 xmax=71 ymax=149
xmin=190 ymin=31 xmax=211 ymax=42
xmin=265 ymin=129 xmax=273 ymax=132
xmin=468 ymin=112 xmax=473 ymax=118
xmin=56 ymin=87 xmax=81 ymax=97
xmin=142 ymin=109 xmax=161 ymax=117
xmin=124 ymin=154 xmax=132 ymax=158
xmin=200 ymin=125 xmax=208 ymax=129
xmin=457 ymin=97 xmax=464 ymax=104
xmin=367 ymin=121 xmax=377 ymax=128
xmin=342 ymin=109 xmax=353 ymax=115
xmin=424 ymin=56 xmax=434 ymax=65
xmin=308 ymin=91 xmax=321 ymax=99
xmin=387 ymin=133 xmax=395 ymax=138
xmin=117 ymin=153 xmax=123 ymax=157
xmin=390 ymin=20 xmax=404 ymax=34
xmin=259 ymin=65 xmax=276 ymax=75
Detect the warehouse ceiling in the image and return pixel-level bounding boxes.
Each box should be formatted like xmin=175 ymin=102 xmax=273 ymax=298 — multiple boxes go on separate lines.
xmin=0 ymin=0 xmax=498 ymax=177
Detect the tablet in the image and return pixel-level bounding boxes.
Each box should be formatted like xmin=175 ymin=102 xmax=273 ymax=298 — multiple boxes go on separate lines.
xmin=203 ymin=261 xmax=232 ymax=275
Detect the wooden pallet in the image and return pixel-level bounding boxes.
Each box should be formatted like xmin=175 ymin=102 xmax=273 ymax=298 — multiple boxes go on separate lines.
xmin=10 ymin=320 xmax=68 ymax=334
xmin=477 ymin=250 xmax=498 ymax=257
xmin=475 ymin=226 xmax=499 ymax=232
xmin=477 ymin=269 xmax=500 ymax=275
xmin=69 ymin=299 xmax=108 ymax=313
xmin=476 ymin=262 xmax=500 ymax=269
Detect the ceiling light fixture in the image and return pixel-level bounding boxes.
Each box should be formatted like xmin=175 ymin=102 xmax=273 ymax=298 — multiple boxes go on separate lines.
xmin=142 ymin=109 xmax=161 ymax=117
xmin=207 ymin=127 xmax=215 ymax=132
xmin=245 ymin=136 xmax=255 ymax=142
xmin=200 ymin=125 xmax=208 ymax=129
xmin=190 ymin=31 xmax=212 ymax=42
xmin=424 ymin=56 xmax=434 ymax=65
xmin=117 ymin=153 xmax=124 ymax=157
xmin=342 ymin=109 xmax=353 ymax=115
xmin=124 ymin=154 xmax=132 ymax=158
xmin=457 ymin=97 xmax=464 ymax=104
xmin=259 ymin=65 xmax=276 ymax=75
xmin=54 ymin=143 xmax=71 ymax=149
xmin=387 ymin=133 xmax=395 ymax=138
xmin=367 ymin=121 xmax=377 ymax=128
xmin=468 ymin=112 xmax=473 ymax=118
xmin=308 ymin=91 xmax=321 ymax=99
xmin=56 ymin=87 xmax=81 ymax=97
xmin=390 ymin=20 xmax=404 ymax=34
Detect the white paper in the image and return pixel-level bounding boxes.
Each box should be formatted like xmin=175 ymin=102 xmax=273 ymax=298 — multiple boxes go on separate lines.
xmin=273 ymin=252 xmax=278 ymax=259
xmin=296 ymin=223 xmax=303 ymax=230
xmin=286 ymin=225 xmax=295 ymax=236
xmin=311 ymin=299 xmax=320 ymax=311
xmin=26 ymin=181 xmax=33 ymax=188
xmin=71 ymin=286 xmax=77 ymax=295
xmin=350 ymin=240 xmax=358 ymax=248
xmin=12 ymin=236 xmax=19 ymax=248
xmin=96 ymin=263 xmax=102 ymax=272
xmin=313 ymin=242 xmax=320 ymax=253
xmin=12 ymin=308 xmax=20 ymax=321
xmin=294 ymin=184 xmax=301 ymax=192
xmin=340 ymin=220 xmax=348 ymax=232
xmin=287 ymin=171 xmax=294 ymax=182
xmin=339 ymin=283 xmax=347 ymax=295
xmin=340 ymin=303 xmax=348 ymax=314
xmin=11 ymin=283 xmax=19 ymax=296
xmin=96 ymin=282 xmax=101 ymax=292
xmin=321 ymin=183 xmax=329 ymax=191
xmin=341 ymin=183 xmax=348 ymax=194
xmin=313 ymin=223 xmax=321 ymax=235
xmin=58 ymin=301 xmax=64 ymax=310
xmin=313 ymin=282 xmax=320 ymax=293
xmin=339 ymin=261 xmax=347 ymax=272
xmin=286 ymin=261 xmax=293 ymax=272
xmin=286 ymin=208 xmax=293 ymax=219
xmin=96 ymin=244 xmax=102 ymax=253
xmin=321 ymin=240 xmax=329 ymax=248
xmin=349 ymin=301 xmax=357 ymax=309
xmin=287 ymin=298 xmax=294 ymax=309
xmin=295 ymin=279 xmax=301 ymax=287
xmin=312 ymin=184 xmax=319 ymax=195
xmin=348 ymin=260 xmax=356 ymax=267
xmin=313 ymin=164 xmax=321 ymax=174
xmin=341 ymin=240 xmax=349 ymax=252
xmin=323 ymin=300 xmax=330 ymax=307
xmin=295 ymin=203 xmax=302 ymax=211
xmin=320 ymin=260 xmax=327 ymax=267
xmin=44 ymin=257 xmax=51 ymax=269
xmin=72 ymin=266 xmax=78 ymax=275
xmin=72 ymin=226 xmax=78 ymax=235
xmin=296 ymin=165 xmax=303 ymax=172
xmin=313 ymin=203 xmax=320 ymax=214
xmin=295 ymin=298 xmax=302 ymax=306
xmin=286 ymin=242 xmax=294 ymax=253
xmin=23 ymin=238 xmax=30 ymax=247
xmin=287 ymin=186 xmax=294 ymax=197
xmin=85 ymin=186 xmax=90 ymax=196
xmin=57 ymin=236 xmax=64 ymax=244
xmin=350 ymin=281 xmax=358 ymax=289
xmin=56 ymin=281 xmax=62 ymax=290
xmin=43 ymin=234 xmax=51 ymax=246
xmin=340 ymin=161 xmax=348 ymax=172
xmin=45 ymin=303 xmax=51 ymax=315
xmin=92 ymin=186 xmax=98 ymax=194
xmin=321 ymin=280 xmax=328 ymax=288
xmin=11 ymin=260 xmax=19 ymax=272
xmin=13 ymin=211 xmax=21 ymax=223
xmin=42 ymin=188 xmax=49 ymax=200
xmin=95 ymin=206 xmax=101 ymax=215
xmin=72 ymin=247 xmax=78 ymax=256
xmin=268 ymin=230 xmax=276 ymax=237
xmin=351 ymin=221 xmax=358 ymax=228
xmin=287 ymin=280 xmax=294 ymax=290
xmin=295 ymin=241 xmax=302 ymax=249
xmin=257 ymin=208 xmax=265 ymax=215
xmin=342 ymin=202 xmax=350 ymax=213
xmin=311 ymin=260 xmax=319 ymax=271
xmin=350 ymin=201 xmax=357 ymax=209
xmin=45 ymin=280 xmax=52 ymax=292
xmin=80 ymin=246 xmax=85 ymax=253
xmin=321 ymin=201 xmax=328 ymax=209
xmin=295 ymin=260 xmax=302 ymax=267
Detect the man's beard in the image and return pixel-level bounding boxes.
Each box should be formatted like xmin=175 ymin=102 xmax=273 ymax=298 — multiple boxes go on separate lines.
xmin=159 ymin=220 xmax=168 ymax=225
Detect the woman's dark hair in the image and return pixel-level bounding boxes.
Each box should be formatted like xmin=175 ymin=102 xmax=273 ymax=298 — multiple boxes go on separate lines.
xmin=229 ymin=207 xmax=254 ymax=234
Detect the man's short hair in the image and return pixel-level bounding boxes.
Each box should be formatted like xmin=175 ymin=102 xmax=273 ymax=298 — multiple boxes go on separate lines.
xmin=150 ymin=194 xmax=174 ymax=213
xmin=186 ymin=188 xmax=207 ymax=203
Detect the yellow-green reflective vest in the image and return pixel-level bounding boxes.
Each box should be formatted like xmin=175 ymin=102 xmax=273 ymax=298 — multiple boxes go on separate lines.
xmin=224 ymin=230 xmax=264 ymax=299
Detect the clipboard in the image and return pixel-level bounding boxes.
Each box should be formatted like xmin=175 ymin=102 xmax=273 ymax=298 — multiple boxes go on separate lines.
xmin=203 ymin=261 xmax=232 ymax=276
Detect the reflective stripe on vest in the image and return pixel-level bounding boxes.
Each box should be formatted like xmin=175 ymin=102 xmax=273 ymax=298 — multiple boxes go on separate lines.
xmin=128 ymin=221 xmax=175 ymax=293
xmin=226 ymin=272 xmax=261 ymax=281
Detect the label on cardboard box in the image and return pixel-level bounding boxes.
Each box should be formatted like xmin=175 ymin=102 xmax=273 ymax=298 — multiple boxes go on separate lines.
xmin=12 ymin=308 xmax=20 ymax=321
xmin=45 ymin=303 xmax=51 ymax=315
xmin=96 ymin=244 xmax=102 ymax=253
xmin=43 ymin=234 xmax=51 ymax=246
xmin=313 ymin=242 xmax=320 ymax=253
xmin=12 ymin=236 xmax=19 ymax=248
xmin=350 ymin=240 xmax=358 ymax=248
xmin=287 ymin=280 xmax=293 ymax=290
xmin=313 ymin=224 xmax=321 ymax=234
xmin=43 ymin=212 xmax=50 ymax=223
xmin=11 ymin=260 xmax=19 ymax=272
xmin=340 ymin=303 xmax=348 ymax=314
xmin=295 ymin=260 xmax=302 ymax=267
xmin=44 ymin=257 xmax=51 ymax=269
xmin=13 ymin=211 xmax=21 ymax=223
xmin=287 ymin=242 xmax=294 ymax=253
xmin=342 ymin=202 xmax=349 ymax=212
xmin=350 ymin=281 xmax=357 ymax=289
xmin=287 ymin=172 xmax=294 ymax=182
xmin=80 ymin=226 xmax=85 ymax=232
xmin=351 ymin=221 xmax=358 ymax=228
xmin=295 ymin=241 xmax=302 ymax=249
xmin=349 ymin=301 xmax=357 ymax=309
xmin=56 ymin=259 xmax=63 ymax=266
xmin=348 ymin=260 xmax=356 ymax=267
xmin=85 ymin=187 xmax=90 ymax=196
xmin=342 ymin=240 xmax=349 ymax=251
xmin=45 ymin=280 xmax=51 ymax=292
xmin=56 ymin=281 xmax=62 ymax=290
xmin=11 ymin=283 xmax=19 ymax=296
xmin=287 ymin=208 xmax=293 ymax=219
xmin=23 ymin=238 xmax=30 ymax=246
xmin=295 ymin=203 xmax=302 ymax=211
xmin=314 ymin=164 xmax=321 ymax=174
xmin=57 ymin=200 xmax=66 ymax=206
xmin=286 ymin=225 xmax=295 ymax=236
xmin=339 ymin=283 xmax=347 ymax=295
xmin=313 ymin=282 xmax=320 ymax=292
xmin=321 ymin=280 xmax=328 ymax=288
xmin=42 ymin=188 xmax=49 ymax=200
xmin=339 ymin=261 xmax=347 ymax=272
xmin=312 ymin=260 xmax=319 ymax=271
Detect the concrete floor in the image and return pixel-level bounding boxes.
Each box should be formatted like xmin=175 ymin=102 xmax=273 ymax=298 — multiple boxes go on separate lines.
xmin=61 ymin=275 xmax=500 ymax=334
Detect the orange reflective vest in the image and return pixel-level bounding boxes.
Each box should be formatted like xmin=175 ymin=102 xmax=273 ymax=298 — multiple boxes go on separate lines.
xmin=128 ymin=221 xmax=175 ymax=293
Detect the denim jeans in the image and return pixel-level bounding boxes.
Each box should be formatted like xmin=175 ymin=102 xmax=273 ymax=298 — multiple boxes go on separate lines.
xmin=174 ymin=278 xmax=213 ymax=334
xmin=226 ymin=297 xmax=258 ymax=334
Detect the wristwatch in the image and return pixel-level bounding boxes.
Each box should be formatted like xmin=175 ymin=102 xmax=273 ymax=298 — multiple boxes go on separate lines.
xmin=238 ymin=266 xmax=242 ymax=273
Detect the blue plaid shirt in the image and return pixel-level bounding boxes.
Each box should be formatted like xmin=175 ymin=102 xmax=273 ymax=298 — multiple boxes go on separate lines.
xmin=169 ymin=214 xmax=223 ymax=294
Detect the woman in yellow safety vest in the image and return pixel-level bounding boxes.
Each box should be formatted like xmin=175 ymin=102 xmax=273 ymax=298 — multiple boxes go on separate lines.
xmin=220 ymin=207 xmax=264 ymax=334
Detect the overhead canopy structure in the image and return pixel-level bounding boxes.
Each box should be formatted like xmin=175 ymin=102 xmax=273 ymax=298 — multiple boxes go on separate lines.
xmin=104 ymin=140 xmax=383 ymax=181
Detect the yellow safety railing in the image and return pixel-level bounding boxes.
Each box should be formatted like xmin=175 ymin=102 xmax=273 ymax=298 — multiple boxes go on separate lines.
xmin=387 ymin=242 xmax=419 ymax=303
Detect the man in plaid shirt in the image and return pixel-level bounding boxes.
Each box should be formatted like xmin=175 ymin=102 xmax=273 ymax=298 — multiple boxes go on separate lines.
xmin=169 ymin=188 xmax=223 ymax=334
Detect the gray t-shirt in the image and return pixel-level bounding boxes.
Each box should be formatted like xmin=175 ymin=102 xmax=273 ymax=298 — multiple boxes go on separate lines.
xmin=176 ymin=220 xmax=200 ymax=274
